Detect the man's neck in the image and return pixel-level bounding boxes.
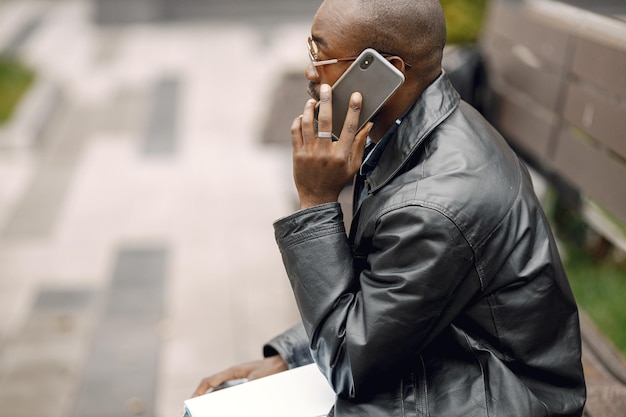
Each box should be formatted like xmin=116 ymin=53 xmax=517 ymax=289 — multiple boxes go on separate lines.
xmin=369 ymin=99 xmax=419 ymax=142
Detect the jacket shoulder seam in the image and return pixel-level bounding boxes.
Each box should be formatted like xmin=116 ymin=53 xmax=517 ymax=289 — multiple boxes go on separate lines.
xmin=375 ymin=201 xmax=482 ymax=288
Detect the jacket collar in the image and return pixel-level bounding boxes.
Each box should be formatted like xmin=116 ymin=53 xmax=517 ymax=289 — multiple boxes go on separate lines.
xmin=367 ymin=71 xmax=460 ymax=192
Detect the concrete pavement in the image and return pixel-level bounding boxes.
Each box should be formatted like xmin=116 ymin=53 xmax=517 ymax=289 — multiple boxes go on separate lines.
xmin=0 ymin=1 xmax=313 ymax=416
xmin=92 ymin=0 xmax=322 ymax=25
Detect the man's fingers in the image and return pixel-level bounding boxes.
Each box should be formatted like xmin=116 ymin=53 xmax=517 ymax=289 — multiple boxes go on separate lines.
xmin=301 ymin=99 xmax=318 ymax=143
xmin=316 ymin=84 xmax=332 ymax=138
xmin=192 ymin=378 xmax=215 ymax=397
xmin=191 ymin=357 xmax=287 ymax=399
xmin=191 ymin=373 xmax=230 ymax=397
xmin=291 ymin=115 xmax=304 ymax=148
xmin=191 ymin=366 xmax=248 ymax=397
xmin=338 ymin=92 xmax=363 ymax=149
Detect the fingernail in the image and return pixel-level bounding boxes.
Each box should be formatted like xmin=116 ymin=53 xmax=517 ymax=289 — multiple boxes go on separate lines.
xmin=321 ymin=84 xmax=330 ymax=100
xmin=350 ymin=92 xmax=362 ymax=109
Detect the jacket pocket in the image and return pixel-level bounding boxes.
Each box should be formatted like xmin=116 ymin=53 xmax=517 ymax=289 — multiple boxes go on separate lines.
xmin=418 ymin=356 xmax=430 ymax=417
xmin=402 ymin=358 xmax=429 ymax=417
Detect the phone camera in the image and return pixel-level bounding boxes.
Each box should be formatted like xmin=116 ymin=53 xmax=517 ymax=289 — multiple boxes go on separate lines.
xmin=360 ymin=54 xmax=374 ymax=69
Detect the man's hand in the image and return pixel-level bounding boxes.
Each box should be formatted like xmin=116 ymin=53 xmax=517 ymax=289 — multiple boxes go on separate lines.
xmin=291 ymin=84 xmax=372 ymax=210
xmin=191 ymin=355 xmax=288 ymax=398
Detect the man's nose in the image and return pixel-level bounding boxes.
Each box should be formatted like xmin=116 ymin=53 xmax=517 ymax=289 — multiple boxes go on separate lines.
xmin=305 ymin=62 xmax=320 ymax=83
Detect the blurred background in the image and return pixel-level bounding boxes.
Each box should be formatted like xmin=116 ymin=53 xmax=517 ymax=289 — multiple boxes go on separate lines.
xmin=0 ymin=1 xmax=317 ymax=416
xmin=0 ymin=0 xmax=625 ymax=416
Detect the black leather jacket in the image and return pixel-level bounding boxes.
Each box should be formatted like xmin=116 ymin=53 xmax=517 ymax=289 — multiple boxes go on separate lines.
xmin=269 ymin=73 xmax=586 ymax=416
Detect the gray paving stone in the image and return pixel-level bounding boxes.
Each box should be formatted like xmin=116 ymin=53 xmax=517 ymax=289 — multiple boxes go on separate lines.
xmin=143 ymin=77 xmax=179 ymax=156
xmin=70 ymin=247 xmax=167 ymax=417
xmin=93 ymin=0 xmax=321 ymax=25
xmin=33 ymin=289 xmax=94 ymax=312
xmin=92 ymin=0 xmax=164 ymax=25
xmin=0 ymin=2 xmax=309 ymax=416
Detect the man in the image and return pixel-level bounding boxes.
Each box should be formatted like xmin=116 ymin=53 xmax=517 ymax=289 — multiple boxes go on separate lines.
xmin=194 ymin=0 xmax=586 ymax=415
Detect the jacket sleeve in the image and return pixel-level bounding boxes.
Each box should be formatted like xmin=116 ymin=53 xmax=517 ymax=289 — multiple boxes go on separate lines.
xmin=262 ymin=323 xmax=313 ymax=369
xmin=273 ymin=202 xmax=478 ymax=398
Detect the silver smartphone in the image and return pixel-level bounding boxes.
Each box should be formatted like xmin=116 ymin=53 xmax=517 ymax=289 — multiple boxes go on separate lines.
xmin=318 ymin=48 xmax=405 ymax=140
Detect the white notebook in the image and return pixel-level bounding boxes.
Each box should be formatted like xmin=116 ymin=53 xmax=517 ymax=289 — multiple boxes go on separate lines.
xmin=183 ymin=364 xmax=335 ymax=417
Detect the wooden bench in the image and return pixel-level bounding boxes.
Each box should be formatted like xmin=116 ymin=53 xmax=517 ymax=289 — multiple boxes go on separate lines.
xmin=580 ymin=311 xmax=626 ymax=416
xmin=480 ymin=0 xmax=626 ymax=239
xmin=480 ymin=1 xmax=626 ymax=415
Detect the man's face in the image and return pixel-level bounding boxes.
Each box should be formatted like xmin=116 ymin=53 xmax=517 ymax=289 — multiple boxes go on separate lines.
xmin=305 ymin=3 xmax=361 ymax=101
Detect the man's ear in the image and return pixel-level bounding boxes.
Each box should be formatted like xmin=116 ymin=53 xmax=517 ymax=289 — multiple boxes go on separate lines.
xmin=388 ymin=56 xmax=408 ymax=74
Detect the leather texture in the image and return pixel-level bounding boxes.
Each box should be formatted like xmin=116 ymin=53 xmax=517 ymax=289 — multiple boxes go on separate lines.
xmin=270 ymin=73 xmax=586 ymax=417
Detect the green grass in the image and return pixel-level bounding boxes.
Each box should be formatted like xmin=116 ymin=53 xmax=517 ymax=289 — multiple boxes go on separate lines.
xmin=441 ymin=0 xmax=490 ymax=44
xmin=0 ymin=56 xmax=35 ymax=125
xmin=565 ymin=246 xmax=626 ymax=354
xmin=550 ymin=198 xmax=626 ymax=355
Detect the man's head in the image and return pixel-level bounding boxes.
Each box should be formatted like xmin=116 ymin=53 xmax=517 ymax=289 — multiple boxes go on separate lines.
xmin=306 ymin=0 xmax=446 ymax=136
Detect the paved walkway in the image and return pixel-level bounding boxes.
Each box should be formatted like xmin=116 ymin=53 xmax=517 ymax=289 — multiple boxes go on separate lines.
xmin=0 ymin=1 xmax=313 ymax=416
